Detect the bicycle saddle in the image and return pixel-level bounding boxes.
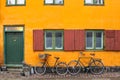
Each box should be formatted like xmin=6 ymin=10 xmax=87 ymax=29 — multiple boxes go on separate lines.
xmin=54 ymin=57 xmax=60 ymax=59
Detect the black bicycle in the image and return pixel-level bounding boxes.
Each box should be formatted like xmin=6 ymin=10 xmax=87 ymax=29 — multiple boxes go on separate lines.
xmin=68 ymin=52 xmax=105 ymax=75
xmin=34 ymin=53 xmax=68 ymax=75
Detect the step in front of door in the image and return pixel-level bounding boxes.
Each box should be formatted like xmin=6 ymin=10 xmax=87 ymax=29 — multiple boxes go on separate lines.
xmin=7 ymin=67 xmax=23 ymax=73
xmin=2 ymin=64 xmax=23 ymax=73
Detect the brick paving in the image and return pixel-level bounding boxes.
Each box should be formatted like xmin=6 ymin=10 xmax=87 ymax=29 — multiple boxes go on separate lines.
xmin=0 ymin=71 xmax=119 ymax=80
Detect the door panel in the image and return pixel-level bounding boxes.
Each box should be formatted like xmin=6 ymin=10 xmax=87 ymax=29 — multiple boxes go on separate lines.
xmin=5 ymin=32 xmax=23 ymax=64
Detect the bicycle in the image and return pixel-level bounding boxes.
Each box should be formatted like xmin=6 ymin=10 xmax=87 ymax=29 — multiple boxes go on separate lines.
xmin=34 ymin=53 xmax=68 ymax=75
xmin=68 ymin=52 xmax=105 ymax=75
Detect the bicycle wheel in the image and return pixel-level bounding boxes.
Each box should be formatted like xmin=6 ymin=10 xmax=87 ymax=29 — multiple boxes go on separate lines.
xmin=34 ymin=62 xmax=46 ymax=75
xmin=68 ymin=60 xmax=81 ymax=75
xmin=56 ymin=62 xmax=68 ymax=75
xmin=90 ymin=60 xmax=104 ymax=75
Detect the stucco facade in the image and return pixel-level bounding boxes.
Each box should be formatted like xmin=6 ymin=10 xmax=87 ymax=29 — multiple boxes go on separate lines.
xmin=0 ymin=0 xmax=120 ymax=66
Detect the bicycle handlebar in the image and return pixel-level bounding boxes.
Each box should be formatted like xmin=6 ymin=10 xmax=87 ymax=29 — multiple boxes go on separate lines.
xmin=79 ymin=52 xmax=85 ymax=56
xmin=39 ymin=53 xmax=51 ymax=59
xmin=79 ymin=52 xmax=95 ymax=57
xmin=90 ymin=53 xmax=95 ymax=56
xmin=45 ymin=53 xmax=51 ymax=56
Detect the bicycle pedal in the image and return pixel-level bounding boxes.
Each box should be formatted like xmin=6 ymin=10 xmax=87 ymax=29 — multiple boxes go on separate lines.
xmin=51 ymin=68 xmax=55 ymax=72
xmin=83 ymin=68 xmax=85 ymax=71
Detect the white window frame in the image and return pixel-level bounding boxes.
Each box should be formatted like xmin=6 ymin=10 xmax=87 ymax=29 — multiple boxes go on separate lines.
xmin=86 ymin=31 xmax=94 ymax=49
xmin=7 ymin=0 xmax=25 ymax=5
xmin=86 ymin=31 xmax=103 ymax=50
xmin=54 ymin=31 xmax=63 ymax=50
xmin=45 ymin=30 xmax=63 ymax=50
xmin=95 ymin=31 xmax=103 ymax=49
xmin=45 ymin=31 xmax=53 ymax=50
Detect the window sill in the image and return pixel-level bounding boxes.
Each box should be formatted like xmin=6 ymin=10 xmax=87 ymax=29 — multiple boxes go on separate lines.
xmin=45 ymin=49 xmax=63 ymax=51
xmin=84 ymin=4 xmax=104 ymax=6
xmin=86 ymin=49 xmax=104 ymax=51
xmin=6 ymin=4 xmax=26 ymax=7
xmin=44 ymin=4 xmax=64 ymax=6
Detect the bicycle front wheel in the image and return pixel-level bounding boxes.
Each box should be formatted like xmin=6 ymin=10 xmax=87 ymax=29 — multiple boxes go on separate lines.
xmin=68 ymin=60 xmax=81 ymax=75
xmin=56 ymin=62 xmax=68 ymax=75
xmin=34 ymin=62 xmax=46 ymax=75
xmin=90 ymin=60 xmax=104 ymax=75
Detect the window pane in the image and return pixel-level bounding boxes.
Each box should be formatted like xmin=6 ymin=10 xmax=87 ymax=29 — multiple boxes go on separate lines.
xmin=5 ymin=27 xmax=23 ymax=31
xmin=93 ymin=0 xmax=103 ymax=4
xmin=45 ymin=0 xmax=53 ymax=4
xmin=55 ymin=32 xmax=62 ymax=49
xmin=45 ymin=32 xmax=53 ymax=49
xmin=8 ymin=0 xmax=15 ymax=5
xmin=86 ymin=32 xmax=93 ymax=49
xmin=100 ymin=0 xmax=103 ymax=4
xmin=17 ymin=0 xmax=25 ymax=4
xmin=85 ymin=0 xmax=93 ymax=4
xmin=96 ymin=32 xmax=103 ymax=49
xmin=55 ymin=0 xmax=63 ymax=4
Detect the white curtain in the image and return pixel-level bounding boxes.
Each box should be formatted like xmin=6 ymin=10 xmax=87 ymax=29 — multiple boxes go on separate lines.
xmin=8 ymin=0 xmax=15 ymax=4
xmin=45 ymin=0 xmax=53 ymax=4
xmin=17 ymin=0 xmax=25 ymax=4
xmin=85 ymin=0 xmax=93 ymax=4
xmin=55 ymin=0 xmax=63 ymax=4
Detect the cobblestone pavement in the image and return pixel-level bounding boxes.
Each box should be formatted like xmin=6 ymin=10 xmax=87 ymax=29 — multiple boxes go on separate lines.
xmin=0 ymin=71 xmax=119 ymax=80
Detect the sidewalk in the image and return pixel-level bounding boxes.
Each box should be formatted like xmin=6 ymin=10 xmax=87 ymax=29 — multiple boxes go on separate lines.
xmin=0 ymin=71 xmax=119 ymax=80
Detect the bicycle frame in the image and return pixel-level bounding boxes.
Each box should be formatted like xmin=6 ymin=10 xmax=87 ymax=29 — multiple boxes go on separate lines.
xmin=35 ymin=54 xmax=68 ymax=75
xmin=41 ymin=56 xmax=60 ymax=72
xmin=77 ymin=56 xmax=99 ymax=68
xmin=68 ymin=52 xmax=104 ymax=75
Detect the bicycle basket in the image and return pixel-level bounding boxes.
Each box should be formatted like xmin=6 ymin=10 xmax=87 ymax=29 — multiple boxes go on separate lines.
xmin=39 ymin=54 xmax=47 ymax=59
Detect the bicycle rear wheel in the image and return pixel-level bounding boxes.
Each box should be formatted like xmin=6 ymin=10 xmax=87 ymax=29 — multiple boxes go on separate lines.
xmin=56 ymin=62 xmax=68 ymax=75
xmin=34 ymin=62 xmax=46 ymax=75
xmin=68 ymin=60 xmax=81 ymax=75
xmin=90 ymin=60 xmax=104 ymax=75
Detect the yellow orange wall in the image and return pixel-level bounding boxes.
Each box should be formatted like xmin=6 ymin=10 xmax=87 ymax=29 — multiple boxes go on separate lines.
xmin=0 ymin=0 xmax=3 ymax=65
xmin=0 ymin=0 xmax=120 ymax=66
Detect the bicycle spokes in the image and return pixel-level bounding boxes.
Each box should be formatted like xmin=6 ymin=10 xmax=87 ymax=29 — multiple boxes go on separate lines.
xmin=90 ymin=60 xmax=104 ymax=75
xmin=68 ymin=60 xmax=81 ymax=75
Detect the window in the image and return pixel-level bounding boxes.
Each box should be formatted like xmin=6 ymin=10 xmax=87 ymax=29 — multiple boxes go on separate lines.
xmin=45 ymin=30 xmax=63 ymax=50
xmin=85 ymin=0 xmax=104 ymax=5
xmin=86 ymin=31 xmax=103 ymax=50
xmin=45 ymin=0 xmax=64 ymax=5
xmin=5 ymin=26 xmax=23 ymax=31
xmin=7 ymin=0 xmax=25 ymax=5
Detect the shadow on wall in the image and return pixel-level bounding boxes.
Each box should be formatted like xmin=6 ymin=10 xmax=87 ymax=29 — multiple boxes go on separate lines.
xmin=0 ymin=31 xmax=4 ymax=65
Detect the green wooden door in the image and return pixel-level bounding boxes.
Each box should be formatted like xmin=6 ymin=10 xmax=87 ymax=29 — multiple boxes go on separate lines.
xmin=5 ymin=32 xmax=24 ymax=65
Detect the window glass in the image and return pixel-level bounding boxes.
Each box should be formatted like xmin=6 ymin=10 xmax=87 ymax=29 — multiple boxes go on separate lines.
xmin=86 ymin=31 xmax=103 ymax=50
xmin=8 ymin=0 xmax=15 ymax=5
xmin=85 ymin=0 xmax=92 ymax=4
xmin=94 ymin=0 xmax=101 ymax=4
xmin=85 ymin=0 xmax=103 ymax=5
xmin=100 ymin=0 xmax=103 ymax=4
xmin=17 ymin=0 xmax=25 ymax=4
xmin=45 ymin=0 xmax=53 ymax=4
xmin=45 ymin=30 xmax=63 ymax=50
xmin=45 ymin=32 xmax=53 ymax=49
xmin=55 ymin=32 xmax=62 ymax=49
xmin=55 ymin=0 xmax=63 ymax=4
xmin=86 ymin=32 xmax=93 ymax=49
xmin=5 ymin=27 xmax=23 ymax=31
xmin=96 ymin=32 xmax=103 ymax=49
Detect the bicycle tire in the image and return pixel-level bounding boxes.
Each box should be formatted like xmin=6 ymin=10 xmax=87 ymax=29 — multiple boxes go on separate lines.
xmin=68 ymin=60 xmax=81 ymax=75
xmin=34 ymin=62 xmax=46 ymax=75
xmin=56 ymin=62 xmax=68 ymax=75
xmin=89 ymin=60 xmax=105 ymax=75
